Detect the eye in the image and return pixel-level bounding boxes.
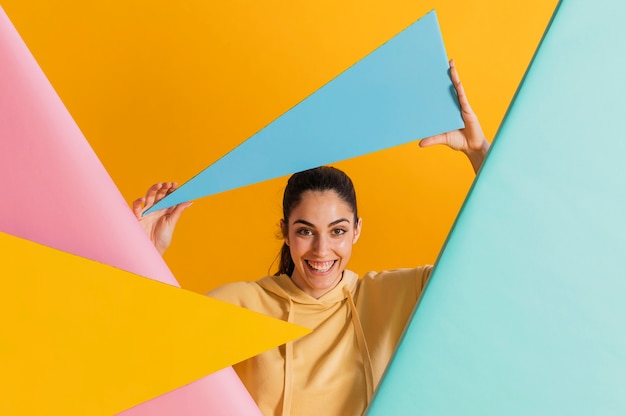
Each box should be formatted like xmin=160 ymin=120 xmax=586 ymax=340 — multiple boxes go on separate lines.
xmin=332 ymin=228 xmax=347 ymax=236
xmin=296 ymin=228 xmax=313 ymax=236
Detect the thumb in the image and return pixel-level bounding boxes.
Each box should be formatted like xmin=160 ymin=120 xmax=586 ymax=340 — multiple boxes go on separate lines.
xmin=419 ymin=134 xmax=447 ymax=148
xmin=167 ymin=201 xmax=193 ymax=226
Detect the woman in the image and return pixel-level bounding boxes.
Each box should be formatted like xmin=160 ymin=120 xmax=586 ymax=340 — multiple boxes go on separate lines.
xmin=135 ymin=60 xmax=489 ymax=416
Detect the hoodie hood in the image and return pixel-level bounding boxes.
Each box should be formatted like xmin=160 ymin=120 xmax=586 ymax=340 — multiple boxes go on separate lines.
xmin=257 ymin=270 xmax=360 ymax=304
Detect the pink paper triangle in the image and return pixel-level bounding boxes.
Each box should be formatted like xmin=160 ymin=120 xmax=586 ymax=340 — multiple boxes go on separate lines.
xmin=0 ymin=6 xmax=262 ymax=415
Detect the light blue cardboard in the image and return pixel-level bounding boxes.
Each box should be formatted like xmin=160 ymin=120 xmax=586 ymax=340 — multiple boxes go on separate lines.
xmin=145 ymin=10 xmax=463 ymax=214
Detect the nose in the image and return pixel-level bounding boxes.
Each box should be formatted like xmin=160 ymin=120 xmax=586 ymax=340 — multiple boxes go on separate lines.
xmin=313 ymin=234 xmax=331 ymax=256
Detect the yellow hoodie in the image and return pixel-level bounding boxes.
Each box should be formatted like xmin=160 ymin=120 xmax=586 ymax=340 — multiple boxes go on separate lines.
xmin=208 ymin=266 xmax=432 ymax=416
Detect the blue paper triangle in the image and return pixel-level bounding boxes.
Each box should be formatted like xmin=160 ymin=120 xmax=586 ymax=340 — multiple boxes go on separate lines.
xmin=145 ymin=10 xmax=463 ymax=214
xmin=370 ymin=0 xmax=626 ymax=414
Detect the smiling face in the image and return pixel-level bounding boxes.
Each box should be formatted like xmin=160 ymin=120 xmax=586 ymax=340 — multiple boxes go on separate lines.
xmin=282 ymin=190 xmax=362 ymax=299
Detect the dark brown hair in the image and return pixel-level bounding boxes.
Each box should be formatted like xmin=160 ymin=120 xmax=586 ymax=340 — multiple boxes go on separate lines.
xmin=275 ymin=166 xmax=358 ymax=276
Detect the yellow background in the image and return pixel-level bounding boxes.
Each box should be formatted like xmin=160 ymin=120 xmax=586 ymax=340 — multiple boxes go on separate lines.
xmin=2 ymin=1 xmax=558 ymax=293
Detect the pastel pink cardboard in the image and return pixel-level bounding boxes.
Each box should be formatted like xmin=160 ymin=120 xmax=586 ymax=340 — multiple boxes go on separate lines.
xmin=117 ymin=367 xmax=262 ymax=416
xmin=0 ymin=6 xmax=176 ymax=286
xmin=0 ymin=6 xmax=262 ymax=415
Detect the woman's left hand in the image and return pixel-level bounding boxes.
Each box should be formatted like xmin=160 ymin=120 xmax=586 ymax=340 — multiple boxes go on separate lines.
xmin=419 ymin=59 xmax=490 ymax=173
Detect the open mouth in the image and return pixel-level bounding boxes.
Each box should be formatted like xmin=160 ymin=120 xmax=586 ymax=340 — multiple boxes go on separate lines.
xmin=305 ymin=260 xmax=337 ymax=274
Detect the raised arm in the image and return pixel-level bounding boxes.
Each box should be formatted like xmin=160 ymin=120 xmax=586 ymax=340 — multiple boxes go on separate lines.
xmin=132 ymin=182 xmax=192 ymax=255
xmin=419 ymin=59 xmax=490 ymax=174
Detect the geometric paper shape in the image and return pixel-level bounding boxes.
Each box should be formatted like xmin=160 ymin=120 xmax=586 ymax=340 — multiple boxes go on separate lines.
xmin=0 ymin=6 xmax=268 ymax=414
xmin=0 ymin=231 xmax=310 ymax=415
xmin=0 ymin=0 xmax=560 ymax=296
xmin=144 ymin=10 xmax=463 ymax=214
xmin=370 ymin=0 xmax=626 ymax=414
xmin=116 ymin=368 xmax=261 ymax=416
xmin=0 ymin=5 xmax=176 ymax=285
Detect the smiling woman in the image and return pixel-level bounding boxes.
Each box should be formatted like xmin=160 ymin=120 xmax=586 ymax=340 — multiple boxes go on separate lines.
xmin=133 ymin=60 xmax=490 ymax=416
xmin=279 ymin=168 xmax=362 ymax=299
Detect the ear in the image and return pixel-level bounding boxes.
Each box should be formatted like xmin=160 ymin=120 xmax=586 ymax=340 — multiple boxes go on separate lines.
xmin=352 ymin=217 xmax=363 ymax=244
xmin=280 ymin=219 xmax=289 ymax=246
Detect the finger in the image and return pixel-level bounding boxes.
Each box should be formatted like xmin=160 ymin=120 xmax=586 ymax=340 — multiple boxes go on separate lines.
xmin=155 ymin=182 xmax=173 ymax=203
xmin=167 ymin=201 xmax=192 ymax=226
xmin=419 ymin=134 xmax=447 ymax=148
xmin=160 ymin=183 xmax=181 ymax=214
xmin=144 ymin=183 xmax=164 ymax=209
xmin=132 ymin=197 xmax=146 ymax=218
xmin=449 ymin=59 xmax=475 ymax=117
xmin=165 ymin=182 xmax=179 ymax=197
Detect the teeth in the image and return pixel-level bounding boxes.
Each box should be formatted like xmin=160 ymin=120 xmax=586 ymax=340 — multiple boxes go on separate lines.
xmin=307 ymin=260 xmax=335 ymax=272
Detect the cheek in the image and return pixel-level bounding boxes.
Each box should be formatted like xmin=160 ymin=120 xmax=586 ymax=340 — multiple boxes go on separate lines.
xmin=335 ymin=238 xmax=354 ymax=257
xmin=288 ymin=237 xmax=309 ymax=257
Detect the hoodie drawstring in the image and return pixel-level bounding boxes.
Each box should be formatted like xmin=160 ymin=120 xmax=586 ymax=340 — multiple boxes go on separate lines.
xmin=280 ymin=282 xmax=374 ymax=415
xmin=282 ymin=298 xmax=295 ymax=416
xmin=343 ymin=286 xmax=375 ymax=405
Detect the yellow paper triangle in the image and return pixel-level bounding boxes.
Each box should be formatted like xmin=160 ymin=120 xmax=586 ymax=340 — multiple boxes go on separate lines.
xmin=0 ymin=231 xmax=310 ymax=415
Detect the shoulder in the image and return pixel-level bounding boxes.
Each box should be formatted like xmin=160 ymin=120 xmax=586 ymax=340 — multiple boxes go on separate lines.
xmin=205 ymin=279 xmax=268 ymax=307
xmin=206 ymin=276 xmax=290 ymax=318
xmin=361 ymin=266 xmax=433 ymax=287
xmin=355 ymin=266 xmax=433 ymax=302
xmin=353 ymin=267 xmax=433 ymax=333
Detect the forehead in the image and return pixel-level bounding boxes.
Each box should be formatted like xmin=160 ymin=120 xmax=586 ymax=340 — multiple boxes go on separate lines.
xmin=289 ymin=190 xmax=354 ymax=222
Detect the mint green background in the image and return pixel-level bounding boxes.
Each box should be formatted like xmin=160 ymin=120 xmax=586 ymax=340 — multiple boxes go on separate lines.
xmin=370 ymin=0 xmax=626 ymax=414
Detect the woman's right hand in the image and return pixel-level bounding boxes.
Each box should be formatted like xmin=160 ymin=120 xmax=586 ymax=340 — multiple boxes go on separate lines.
xmin=132 ymin=182 xmax=192 ymax=256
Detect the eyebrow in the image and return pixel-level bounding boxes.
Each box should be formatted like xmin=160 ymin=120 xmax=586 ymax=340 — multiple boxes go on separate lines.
xmin=292 ymin=218 xmax=351 ymax=228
